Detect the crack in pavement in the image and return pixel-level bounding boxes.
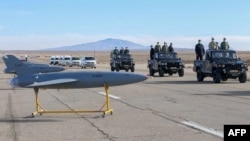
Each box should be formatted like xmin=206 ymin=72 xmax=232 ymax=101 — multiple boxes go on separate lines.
xmin=50 ymin=93 xmax=116 ymax=141
xmin=8 ymin=93 xmax=17 ymax=141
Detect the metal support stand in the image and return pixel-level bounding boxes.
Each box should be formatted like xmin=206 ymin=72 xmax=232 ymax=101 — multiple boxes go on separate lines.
xmin=31 ymin=83 xmax=113 ymax=118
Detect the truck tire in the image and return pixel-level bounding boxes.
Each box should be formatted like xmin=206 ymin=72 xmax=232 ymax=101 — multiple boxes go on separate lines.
xmin=131 ymin=66 xmax=135 ymax=72
xmin=111 ymin=67 xmax=115 ymax=71
xmin=197 ymin=69 xmax=204 ymax=82
xmin=149 ymin=68 xmax=154 ymax=76
xmin=178 ymin=68 xmax=184 ymax=77
xmin=221 ymin=74 xmax=228 ymax=81
xmin=239 ymin=72 xmax=247 ymax=83
xmin=213 ymin=71 xmax=221 ymax=83
xmin=168 ymin=72 xmax=173 ymax=76
xmin=159 ymin=67 xmax=164 ymax=77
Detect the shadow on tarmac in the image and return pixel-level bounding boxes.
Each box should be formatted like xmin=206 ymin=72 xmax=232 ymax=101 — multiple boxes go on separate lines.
xmin=194 ymin=91 xmax=250 ymax=96
xmin=0 ymin=118 xmax=61 ymax=123
xmin=144 ymin=80 xmax=213 ymax=85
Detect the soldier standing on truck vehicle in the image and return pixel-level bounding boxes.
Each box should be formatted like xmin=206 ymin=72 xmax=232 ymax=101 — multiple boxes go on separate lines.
xmin=150 ymin=45 xmax=155 ymax=59
xmin=120 ymin=47 xmax=124 ymax=54
xmin=154 ymin=42 xmax=161 ymax=53
xmin=195 ymin=39 xmax=205 ymax=60
xmin=220 ymin=37 xmax=230 ymax=50
xmin=124 ymin=47 xmax=129 ymax=54
xmin=161 ymin=42 xmax=168 ymax=52
xmin=208 ymin=37 xmax=217 ymax=50
xmin=168 ymin=43 xmax=174 ymax=52
xmin=114 ymin=47 xmax=119 ymax=55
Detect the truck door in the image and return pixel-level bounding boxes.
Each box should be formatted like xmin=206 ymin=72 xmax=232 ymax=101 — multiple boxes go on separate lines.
xmin=203 ymin=61 xmax=212 ymax=73
xmin=204 ymin=51 xmax=212 ymax=73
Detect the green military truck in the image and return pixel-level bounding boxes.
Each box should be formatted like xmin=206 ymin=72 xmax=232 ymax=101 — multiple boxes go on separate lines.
xmin=193 ymin=49 xmax=248 ymax=83
xmin=148 ymin=52 xmax=185 ymax=77
xmin=110 ymin=53 xmax=135 ymax=72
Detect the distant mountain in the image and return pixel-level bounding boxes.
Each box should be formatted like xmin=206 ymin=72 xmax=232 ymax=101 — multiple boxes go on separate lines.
xmin=47 ymin=38 xmax=147 ymax=51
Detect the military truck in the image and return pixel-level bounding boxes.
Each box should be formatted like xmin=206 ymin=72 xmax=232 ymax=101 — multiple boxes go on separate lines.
xmin=193 ymin=49 xmax=248 ymax=83
xmin=110 ymin=53 xmax=135 ymax=72
xmin=148 ymin=52 xmax=185 ymax=77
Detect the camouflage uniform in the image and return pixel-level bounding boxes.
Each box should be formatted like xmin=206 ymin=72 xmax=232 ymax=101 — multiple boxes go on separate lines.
xmin=220 ymin=38 xmax=229 ymax=50
xmin=113 ymin=47 xmax=119 ymax=55
xmin=208 ymin=38 xmax=217 ymax=50
xmin=161 ymin=42 xmax=168 ymax=52
xmin=154 ymin=42 xmax=161 ymax=53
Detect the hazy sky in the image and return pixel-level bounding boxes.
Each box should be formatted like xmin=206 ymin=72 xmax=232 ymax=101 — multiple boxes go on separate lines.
xmin=1 ymin=0 xmax=250 ymax=50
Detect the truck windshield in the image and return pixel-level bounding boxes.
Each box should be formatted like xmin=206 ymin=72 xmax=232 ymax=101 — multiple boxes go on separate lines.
xmin=158 ymin=53 xmax=177 ymax=59
xmin=212 ymin=51 xmax=237 ymax=60
xmin=117 ymin=54 xmax=131 ymax=59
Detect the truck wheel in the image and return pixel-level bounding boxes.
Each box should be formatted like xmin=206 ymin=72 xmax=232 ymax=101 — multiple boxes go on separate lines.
xmin=239 ymin=72 xmax=247 ymax=83
xmin=111 ymin=67 xmax=115 ymax=71
xmin=213 ymin=71 xmax=221 ymax=83
xmin=131 ymin=66 xmax=135 ymax=72
xmin=178 ymin=69 xmax=184 ymax=77
xmin=116 ymin=67 xmax=119 ymax=72
xmin=168 ymin=72 xmax=173 ymax=76
xmin=221 ymin=74 xmax=228 ymax=81
xmin=197 ymin=69 xmax=204 ymax=82
xmin=149 ymin=68 xmax=154 ymax=76
xmin=125 ymin=69 xmax=129 ymax=72
xmin=159 ymin=67 xmax=164 ymax=77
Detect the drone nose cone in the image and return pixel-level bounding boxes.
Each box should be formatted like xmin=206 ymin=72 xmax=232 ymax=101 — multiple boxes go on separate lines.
xmin=134 ymin=73 xmax=148 ymax=82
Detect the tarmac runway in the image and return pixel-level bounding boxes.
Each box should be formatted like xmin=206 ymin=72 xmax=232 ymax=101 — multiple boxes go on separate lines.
xmin=0 ymin=63 xmax=249 ymax=141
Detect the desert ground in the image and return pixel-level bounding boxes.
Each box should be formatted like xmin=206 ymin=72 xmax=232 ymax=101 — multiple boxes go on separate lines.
xmin=1 ymin=50 xmax=250 ymax=65
xmin=0 ymin=50 xmax=250 ymax=141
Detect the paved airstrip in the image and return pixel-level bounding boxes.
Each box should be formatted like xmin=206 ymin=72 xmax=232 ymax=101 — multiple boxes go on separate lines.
xmin=0 ymin=63 xmax=249 ymax=141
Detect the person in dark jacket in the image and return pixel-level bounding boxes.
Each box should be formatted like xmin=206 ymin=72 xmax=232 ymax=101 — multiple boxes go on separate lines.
xmin=195 ymin=39 xmax=205 ymax=60
xmin=150 ymin=45 xmax=155 ymax=59
xmin=124 ymin=47 xmax=129 ymax=54
xmin=168 ymin=43 xmax=174 ymax=52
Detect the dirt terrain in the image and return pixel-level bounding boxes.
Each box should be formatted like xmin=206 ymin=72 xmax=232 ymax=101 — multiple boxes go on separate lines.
xmin=1 ymin=50 xmax=250 ymax=65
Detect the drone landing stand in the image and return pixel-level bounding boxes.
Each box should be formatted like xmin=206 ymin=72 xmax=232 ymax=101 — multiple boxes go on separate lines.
xmin=32 ymin=83 xmax=113 ymax=118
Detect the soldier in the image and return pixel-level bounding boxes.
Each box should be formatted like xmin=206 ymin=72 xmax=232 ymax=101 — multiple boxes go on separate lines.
xmin=161 ymin=42 xmax=168 ymax=52
xmin=168 ymin=43 xmax=174 ymax=52
xmin=154 ymin=42 xmax=161 ymax=53
xmin=114 ymin=47 xmax=119 ymax=56
xmin=150 ymin=45 xmax=155 ymax=59
xmin=220 ymin=37 xmax=230 ymax=50
xmin=195 ymin=39 xmax=205 ymax=60
xmin=124 ymin=47 xmax=129 ymax=54
xmin=120 ymin=47 xmax=124 ymax=54
xmin=208 ymin=37 xmax=217 ymax=50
